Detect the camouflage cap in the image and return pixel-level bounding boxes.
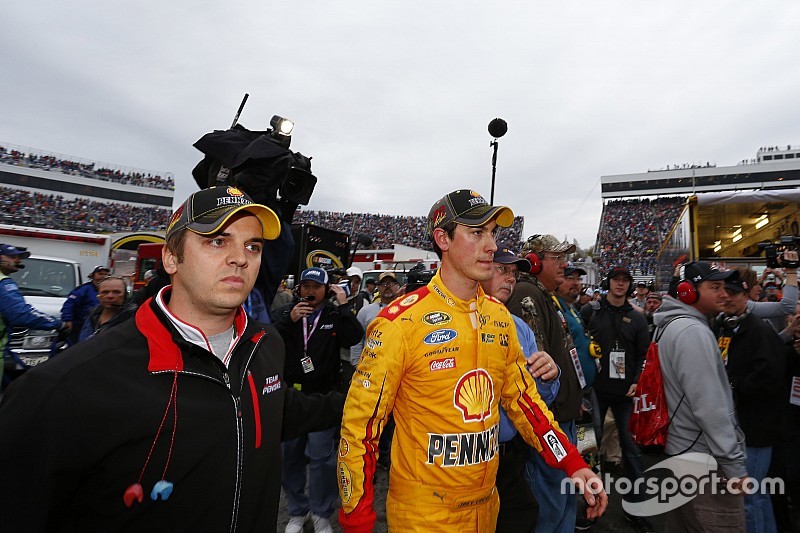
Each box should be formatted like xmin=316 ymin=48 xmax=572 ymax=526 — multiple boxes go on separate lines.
xmin=522 ymin=234 xmax=576 ymax=255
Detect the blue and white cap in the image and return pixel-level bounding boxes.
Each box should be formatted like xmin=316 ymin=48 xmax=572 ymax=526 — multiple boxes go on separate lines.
xmin=300 ymin=267 xmax=329 ymax=285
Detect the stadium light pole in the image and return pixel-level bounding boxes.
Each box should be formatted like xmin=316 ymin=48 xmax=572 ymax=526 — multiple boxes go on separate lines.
xmin=488 ymin=118 xmax=508 ymax=205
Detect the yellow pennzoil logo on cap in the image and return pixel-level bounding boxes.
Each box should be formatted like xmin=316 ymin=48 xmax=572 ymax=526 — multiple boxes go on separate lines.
xmin=453 ymin=368 xmax=494 ymax=423
xmin=227 ymin=186 xmax=244 ymax=197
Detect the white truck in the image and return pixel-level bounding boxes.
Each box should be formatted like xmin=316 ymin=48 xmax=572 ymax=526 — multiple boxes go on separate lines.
xmin=0 ymin=224 xmax=111 ymax=372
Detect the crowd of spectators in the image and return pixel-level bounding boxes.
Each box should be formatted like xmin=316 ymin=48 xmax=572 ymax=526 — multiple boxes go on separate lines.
xmin=0 ymin=145 xmax=174 ymax=191
xmin=293 ymin=209 xmax=525 ymax=251
xmin=0 ymin=186 xmax=170 ymax=233
xmin=594 ymin=197 xmax=685 ymax=275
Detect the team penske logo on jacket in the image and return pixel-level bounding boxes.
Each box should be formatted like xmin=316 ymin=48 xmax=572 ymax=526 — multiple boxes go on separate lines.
xmin=422 ymin=311 xmax=452 ymax=326
xmin=263 ymin=374 xmax=282 ymax=395
xmin=424 ymin=329 xmax=457 ymax=345
xmin=426 ymin=423 xmax=499 ymax=467
xmin=454 ymin=368 xmax=494 ymax=422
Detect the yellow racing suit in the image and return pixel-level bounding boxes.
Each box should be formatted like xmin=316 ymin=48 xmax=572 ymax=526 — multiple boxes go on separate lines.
xmin=338 ymin=272 xmax=588 ymax=532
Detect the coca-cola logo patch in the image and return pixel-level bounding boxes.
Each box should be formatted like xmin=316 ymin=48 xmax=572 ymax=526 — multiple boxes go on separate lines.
xmin=430 ymin=357 xmax=456 ymax=372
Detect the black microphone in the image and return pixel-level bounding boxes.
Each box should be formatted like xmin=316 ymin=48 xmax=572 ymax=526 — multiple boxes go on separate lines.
xmin=488 ymin=118 xmax=508 ymax=139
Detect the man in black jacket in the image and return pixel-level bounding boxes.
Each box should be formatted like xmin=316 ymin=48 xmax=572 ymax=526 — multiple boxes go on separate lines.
xmin=581 ymin=265 xmax=652 ymax=532
xmin=274 ymin=267 xmax=363 ymax=533
xmin=717 ymin=272 xmax=785 ymax=532
xmin=0 ymin=186 xmax=345 ymax=533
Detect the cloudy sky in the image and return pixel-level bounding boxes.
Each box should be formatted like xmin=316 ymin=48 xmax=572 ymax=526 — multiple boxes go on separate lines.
xmin=2 ymin=1 xmax=798 ymax=247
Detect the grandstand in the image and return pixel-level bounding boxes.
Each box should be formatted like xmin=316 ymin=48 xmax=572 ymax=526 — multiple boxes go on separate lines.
xmin=292 ymin=209 xmax=525 ymax=252
xmin=0 ymin=143 xmax=524 ymax=254
xmin=594 ymin=145 xmax=800 ymax=282
xmin=0 ymin=143 xmax=173 ymax=234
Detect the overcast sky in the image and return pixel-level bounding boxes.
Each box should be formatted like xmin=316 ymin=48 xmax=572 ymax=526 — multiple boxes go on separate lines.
xmin=2 ymin=1 xmax=798 ymax=247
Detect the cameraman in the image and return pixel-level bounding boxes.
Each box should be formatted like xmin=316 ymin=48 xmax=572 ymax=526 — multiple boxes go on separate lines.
xmin=273 ymin=267 xmax=363 ymax=533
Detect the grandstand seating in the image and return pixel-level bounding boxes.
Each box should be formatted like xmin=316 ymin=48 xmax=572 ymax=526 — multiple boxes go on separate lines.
xmin=0 ymin=187 xmax=170 ymax=233
xmin=593 ymin=197 xmax=685 ymax=276
xmin=292 ymin=209 xmax=525 ymax=251
xmin=0 ymin=145 xmax=174 ymax=191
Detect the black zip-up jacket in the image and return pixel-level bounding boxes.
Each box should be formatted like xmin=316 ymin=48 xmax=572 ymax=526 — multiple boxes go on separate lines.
xmin=719 ymin=312 xmax=786 ymax=447
xmin=581 ymin=297 xmax=649 ymax=397
xmin=274 ymin=298 xmax=364 ymax=394
xmin=0 ymin=295 xmax=345 ymax=533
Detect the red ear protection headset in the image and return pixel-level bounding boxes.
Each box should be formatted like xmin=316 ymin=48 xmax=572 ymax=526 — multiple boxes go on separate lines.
xmin=525 ymin=235 xmax=544 ymax=275
xmin=676 ymin=264 xmax=699 ymax=304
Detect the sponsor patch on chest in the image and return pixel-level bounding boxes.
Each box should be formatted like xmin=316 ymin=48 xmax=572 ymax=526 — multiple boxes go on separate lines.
xmin=263 ymin=374 xmax=282 ymax=395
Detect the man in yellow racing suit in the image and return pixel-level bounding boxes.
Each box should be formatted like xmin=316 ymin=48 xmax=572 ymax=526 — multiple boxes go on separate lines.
xmin=337 ymin=190 xmax=606 ymax=532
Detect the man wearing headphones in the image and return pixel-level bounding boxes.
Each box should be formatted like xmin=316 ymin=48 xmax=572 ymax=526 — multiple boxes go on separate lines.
xmin=77 ymin=276 xmax=137 ymax=342
xmin=654 ymin=261 xmax=747 ymax=531
xmin=580 ymin=266 xmax=652 ymax=532
xmin=506 ymin=234 xmax=586 ymax=533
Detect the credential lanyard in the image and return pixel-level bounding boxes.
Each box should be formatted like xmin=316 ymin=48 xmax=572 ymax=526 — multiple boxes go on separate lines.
xmin=302 ymin=310 xmax=322 ymax=356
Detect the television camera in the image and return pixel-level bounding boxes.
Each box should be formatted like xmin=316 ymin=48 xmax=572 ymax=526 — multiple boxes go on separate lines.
xmin=758 ymin=236 xmax=800 ymax=270
xmin=191 ymin=94 xmax=317 ymax=224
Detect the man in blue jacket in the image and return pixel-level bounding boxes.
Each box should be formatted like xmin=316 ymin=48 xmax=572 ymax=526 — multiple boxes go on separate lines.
xmin=0 ymin=243 xmax=62 ymax=383
xmin=60 ymin=264 xmax=110 ymax=345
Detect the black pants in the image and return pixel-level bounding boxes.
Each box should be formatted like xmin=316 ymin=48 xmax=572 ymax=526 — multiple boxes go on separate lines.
xmin=496 ymin=434 xmax=537 ymax=533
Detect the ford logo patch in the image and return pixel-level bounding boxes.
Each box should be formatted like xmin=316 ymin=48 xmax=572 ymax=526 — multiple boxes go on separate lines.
xmin=423 ymin=329 xmax=458 ymax=345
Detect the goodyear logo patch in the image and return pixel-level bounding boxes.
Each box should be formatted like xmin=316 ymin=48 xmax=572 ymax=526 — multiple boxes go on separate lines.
xmin=422 ymin=311 xmax=452 ymax=326
xmin=424 ymin=329 xmax=457 ymax=345
xmin=423 ymin=345 xmax=459 ymax=358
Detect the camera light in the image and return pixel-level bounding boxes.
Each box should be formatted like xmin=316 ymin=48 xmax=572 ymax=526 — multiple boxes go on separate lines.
xmin=270 ymin=115 xmax=294 ymax=136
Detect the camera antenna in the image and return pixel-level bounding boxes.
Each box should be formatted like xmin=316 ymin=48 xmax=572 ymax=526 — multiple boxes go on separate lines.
xmin=214 ymin=94 xmax=249 ymax=186
xmin=230 ymin=93 xmax=249 ymax=129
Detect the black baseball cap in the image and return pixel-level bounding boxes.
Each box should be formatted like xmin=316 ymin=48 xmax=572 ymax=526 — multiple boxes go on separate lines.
xmin=724 ymin=271 xmax=748 ymax=293
xmin=166 ymin=186 xmax=280 ymax=241
xmin=565 ymin=263 xmax=587 ymax=277
xmin=494 ymin=244 xmax=531 ymax=272
xmin=607 ymin=266 xmax=633 ymax=281
xmin=427 ymin=190 xmax=514 ymax=235
xmin=678 ymin=261 xmax=736 ymax=284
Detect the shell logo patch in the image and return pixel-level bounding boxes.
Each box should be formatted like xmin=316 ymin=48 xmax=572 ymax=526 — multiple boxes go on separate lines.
xmin=339 ymin=437 xmax=349 ymax=457
xmin=453 ymin=368 xmax=494 ymax=423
